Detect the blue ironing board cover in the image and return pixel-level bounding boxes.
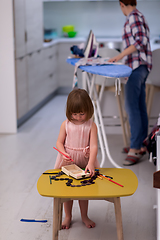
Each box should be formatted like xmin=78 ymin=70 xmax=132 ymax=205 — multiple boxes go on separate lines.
xmin=66 ymin=58 xmax=132 ymax=78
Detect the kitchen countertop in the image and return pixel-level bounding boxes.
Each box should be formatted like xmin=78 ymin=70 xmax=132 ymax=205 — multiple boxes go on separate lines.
xmin=43 ymin=36 xmax=122 ymax=48
xmin=43 ymin=36 xmax=160 ymax=51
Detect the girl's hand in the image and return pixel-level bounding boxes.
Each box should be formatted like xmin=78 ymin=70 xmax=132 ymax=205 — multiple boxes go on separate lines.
xmin=85 ymin=163 xmax=95 ymax=177
xmin=62 ymin=152 xmax=73 ymax=163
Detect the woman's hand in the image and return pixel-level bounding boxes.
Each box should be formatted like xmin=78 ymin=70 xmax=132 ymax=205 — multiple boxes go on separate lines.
xmin=108 ymin=45 xmax=137 ymax=63
xmin=108 ymin=54 xmax=123 ymax=63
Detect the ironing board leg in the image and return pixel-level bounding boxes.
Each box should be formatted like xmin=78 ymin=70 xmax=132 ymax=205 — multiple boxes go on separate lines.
xmin=114 ymin=197 xmax=124 ymax=240
xmin=116 ymin=94 xmax=128 ymax=147
xmin=82 ymin=71 xmax=87 ymax=90
xmin=92 ymin=100 xmax=106 ymax=167
xmin=93 ymin=84 xmax=122 ymax=168
xmin=85 ymin=72 xmax=122 ymax=168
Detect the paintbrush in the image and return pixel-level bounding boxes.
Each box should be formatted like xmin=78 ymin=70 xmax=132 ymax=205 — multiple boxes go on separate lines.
xmin=53 ymin=147 xmax=74 ymax=162
xmin=99 ymin=174 xmax=124 ymax=187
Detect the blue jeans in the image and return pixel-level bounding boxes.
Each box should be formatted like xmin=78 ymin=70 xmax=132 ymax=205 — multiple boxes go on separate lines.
xmin=124 ymin=65 xmax=149 ymax=149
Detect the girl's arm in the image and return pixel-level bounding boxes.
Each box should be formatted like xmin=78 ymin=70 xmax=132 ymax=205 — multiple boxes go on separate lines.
xmin=56 ymin=120 xmax=72 ymax=163
xmin=85 ymin=122 xmax=98 ymax=177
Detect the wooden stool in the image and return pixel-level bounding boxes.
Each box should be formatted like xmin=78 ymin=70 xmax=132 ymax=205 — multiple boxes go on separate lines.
xmin=37 ymin=168 xmax=138 ymax=240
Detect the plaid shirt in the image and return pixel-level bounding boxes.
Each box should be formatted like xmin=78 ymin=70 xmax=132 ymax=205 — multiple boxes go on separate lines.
xmin=122 ymin=9 xmax=152 ymax=71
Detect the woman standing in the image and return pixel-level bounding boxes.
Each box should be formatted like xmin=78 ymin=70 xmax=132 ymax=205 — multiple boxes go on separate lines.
xmin=109 ymin=0 xmax=152 ymax=165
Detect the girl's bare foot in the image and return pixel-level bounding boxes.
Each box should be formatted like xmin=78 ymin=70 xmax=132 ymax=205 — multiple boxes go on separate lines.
xmin=62 ymin=216 xmax=72 ymax=229
xmin=82 ymin=216 xmax=95 ymax=228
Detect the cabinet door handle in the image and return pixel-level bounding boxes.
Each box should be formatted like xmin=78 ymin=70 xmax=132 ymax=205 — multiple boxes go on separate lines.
xmin=49 ymin=73 xmax=53 ymax=78
xmin=25 ymin=31 xmax=27 ymax=42
xmin=19 ymin=56 xmax=24 ymax=61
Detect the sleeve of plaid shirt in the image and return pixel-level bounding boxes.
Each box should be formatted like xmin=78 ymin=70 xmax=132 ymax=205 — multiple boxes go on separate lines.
xmin=129 ymin=13 xmax=149 ymax=51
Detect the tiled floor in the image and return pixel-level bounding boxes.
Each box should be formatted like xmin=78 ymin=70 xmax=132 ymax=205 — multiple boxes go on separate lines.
xmin=0 ymin=95 xmax=157 ymax=240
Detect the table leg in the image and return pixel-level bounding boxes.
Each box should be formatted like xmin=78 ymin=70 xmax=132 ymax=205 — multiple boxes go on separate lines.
xmin=114 ymin=197 xmax=124 ymax=240
xmin=58 ymin=201 xmax=63 ymax=230
xmin=53 ymin=198 xmax=63 ymax=240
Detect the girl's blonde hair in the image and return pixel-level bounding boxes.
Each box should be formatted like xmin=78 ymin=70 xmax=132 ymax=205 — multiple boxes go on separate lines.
xmin=66 ymin=88 xmax=94 ymax=121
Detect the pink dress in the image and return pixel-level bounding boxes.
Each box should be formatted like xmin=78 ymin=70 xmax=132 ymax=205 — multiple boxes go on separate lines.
xmin=54 ymin=119 xmax=100 ymax=169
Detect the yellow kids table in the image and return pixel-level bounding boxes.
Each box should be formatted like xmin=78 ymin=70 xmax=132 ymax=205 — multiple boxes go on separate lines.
xmin=37 ymin=168 xmax=138 ymax=240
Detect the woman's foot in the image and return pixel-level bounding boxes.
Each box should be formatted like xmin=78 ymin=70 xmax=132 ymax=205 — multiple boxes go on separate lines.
xmin=123 ymin=151 xmax=142 ymax=166
xmin=123 ymin=148 xmax=147 ymax=166
xmin=122 ymin=147 xmax=130 ymax=153
xmin=62 ymin=216 xmax=72 ymax=229
xmin=122 ymin=147 xmax=146 ymax=155
xmin=82 ymin=216 xmax=95 ymax=228
xmin=140 ymin=146 xmax=147 ymax=153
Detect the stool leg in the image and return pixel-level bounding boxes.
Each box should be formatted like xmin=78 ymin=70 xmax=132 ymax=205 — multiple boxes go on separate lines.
xmin=114 ymin=197 xmax=124 ymax=240
xmin=53 ymin=198 xmax=61 ymax=240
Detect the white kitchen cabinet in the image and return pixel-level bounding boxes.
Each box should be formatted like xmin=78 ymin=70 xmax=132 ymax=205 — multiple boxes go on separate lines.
xmin=26 ymin=45 xmax=58 ymax=111
xmin=57 ymin=42 xmax=82 ymax=88
xmin=14 ymin=0 xmax=26 ymax=58
xmin=15 ymin=57 xmax=28 ymax=119
xmin=14 ymin=0 xmax=43 ymax=58
xmin=27 ymin=50 xmax=45 ymax=110
xmin=14 ymin=0 xmax=56 ymax=122
xmin=25 ymin=0 xmax=43 ymax=54
xmin=15 ymin=46 xmax=58 ymax=120
xmin=42 ymin=45 xmax=58 ymax=97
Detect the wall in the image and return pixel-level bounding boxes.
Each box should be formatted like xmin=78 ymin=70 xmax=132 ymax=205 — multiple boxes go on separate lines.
xmin=0 ymin=0 xmax=17 ymax=133
xmin=43 ymin=1 xmax=160 ymax=38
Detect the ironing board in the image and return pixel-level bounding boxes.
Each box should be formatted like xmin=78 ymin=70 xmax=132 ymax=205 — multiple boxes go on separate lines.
xmin=66 ymin=58 xmax=132 ymax=168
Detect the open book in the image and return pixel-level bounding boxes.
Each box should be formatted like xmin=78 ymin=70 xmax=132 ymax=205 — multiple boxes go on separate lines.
xmin=62 ymin=164 xmax=90 ymax=179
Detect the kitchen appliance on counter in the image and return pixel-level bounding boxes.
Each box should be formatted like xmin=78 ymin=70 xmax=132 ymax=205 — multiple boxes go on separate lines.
xmin=62 ymin=25 xmax=77 ymax=38
xmin=44 ymin=28 xmax=57 ymax=42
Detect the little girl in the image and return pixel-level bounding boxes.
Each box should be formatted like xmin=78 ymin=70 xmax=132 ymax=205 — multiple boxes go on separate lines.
xmin=54 ymin=88 xmax=100 ymax=229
